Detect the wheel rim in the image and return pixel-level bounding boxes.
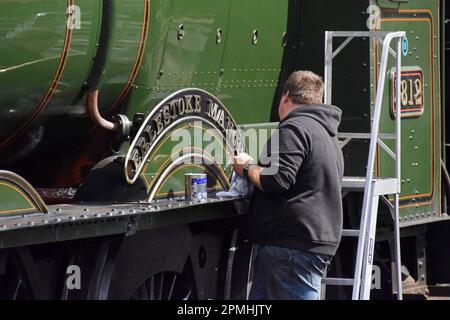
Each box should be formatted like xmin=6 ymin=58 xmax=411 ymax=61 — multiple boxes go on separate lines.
xmin=130 ymin=262 xmax=196 ymax=300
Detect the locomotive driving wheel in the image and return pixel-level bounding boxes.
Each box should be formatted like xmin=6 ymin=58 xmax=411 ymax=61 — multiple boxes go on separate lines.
xmin=0 ymin=248 xmax=44 ymax=299
xmin=63 ymin=226 xmax=196 ymax=300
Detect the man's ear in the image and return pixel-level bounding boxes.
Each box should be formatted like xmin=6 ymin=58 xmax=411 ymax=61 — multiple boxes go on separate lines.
xmin=282 ymin=92 xmax=290 ymax=104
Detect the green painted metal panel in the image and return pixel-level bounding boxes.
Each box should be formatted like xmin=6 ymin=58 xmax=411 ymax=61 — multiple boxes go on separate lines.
xmin=0 ymin=181 xmax=36 ymax=215
xmin=155 ymin=0 xmax=231 ymax=92
xmin=218 ymin=0 xmax=288 ymax=124
xmin=126 ymin=0 xmax=288 ymax=126
xmin=127 ymin=0 xmax=232 ymax=118
xmin=374 ymin=0 xmax=442 ymax=222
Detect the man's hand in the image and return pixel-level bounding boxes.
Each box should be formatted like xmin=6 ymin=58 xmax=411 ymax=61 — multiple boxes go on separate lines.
xmin=232 ymin=153 xmax=265 ymax=192
xmin=232 ymin=153 xmax=254 ymax=177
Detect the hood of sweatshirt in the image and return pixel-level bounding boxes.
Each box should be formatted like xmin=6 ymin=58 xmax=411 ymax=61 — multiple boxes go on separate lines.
xmin=283 ymin=103 xmax=342 ymax=137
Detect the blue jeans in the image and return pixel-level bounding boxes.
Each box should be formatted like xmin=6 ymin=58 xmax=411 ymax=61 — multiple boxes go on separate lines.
xmin=249 ymin=245 xmax=332 ymax=300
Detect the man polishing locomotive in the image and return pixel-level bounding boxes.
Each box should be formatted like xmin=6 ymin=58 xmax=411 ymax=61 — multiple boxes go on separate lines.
xmin=233 ymin=71 xmax=344 ymax=300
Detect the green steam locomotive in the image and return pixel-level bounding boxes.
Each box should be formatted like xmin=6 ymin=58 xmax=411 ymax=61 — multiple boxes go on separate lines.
xmin=0 ymin=0 xmax=448 ymax=300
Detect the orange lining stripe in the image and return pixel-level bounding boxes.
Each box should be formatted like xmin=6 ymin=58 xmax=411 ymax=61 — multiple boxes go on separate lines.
xmin=0 ymin=0 xmax=75 ymax=148
xmin=438 ymin=2 xmax=442 ymax=215
xmin=0 ymin=208 xmax=36 ymax=215
xmin=107 ymin=0 xmax=151 ymax=115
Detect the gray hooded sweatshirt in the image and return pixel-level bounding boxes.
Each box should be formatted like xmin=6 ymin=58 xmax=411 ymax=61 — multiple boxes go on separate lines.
xmin=249 ymin=103 xmax=344 ymax=256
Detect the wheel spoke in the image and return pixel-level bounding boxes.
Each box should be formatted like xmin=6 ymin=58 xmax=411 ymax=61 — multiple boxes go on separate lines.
xmin=167 ymin=274 xmax=177 ymax=300
xmin=12 ymin=279 xmax=22 ymax=300
xmin=0 ymin=260 xmax=30 ymax=300
xmin=183 ymin=288 xmax=192 ymax=300
xmin=158 ymin=273 xmax=164 ymax=300
xmin=149 ymin=276 xmax=155 ymax=300
xmin=130 ymin=268 xmax=195 ymax=301
xmin=0 ymin=249 xmax=39 ymax=300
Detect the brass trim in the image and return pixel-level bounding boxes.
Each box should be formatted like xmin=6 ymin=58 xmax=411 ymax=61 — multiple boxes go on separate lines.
xmin=124 ymin=87 xmax=245 ymax=184
xmin=0 ymin=171 xmax=48 ymax=214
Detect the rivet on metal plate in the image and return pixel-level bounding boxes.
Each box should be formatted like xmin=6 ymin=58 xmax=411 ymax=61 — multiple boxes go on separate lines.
xmin=252 ymin=30 xmax=258 ymax=45
xmin=282 ymin=32 xmax=287 ymax=47
xmin=216 ymin=28 xmax=222 ymax=44
xmin=177 ymin=24 xmax=185 ymax=41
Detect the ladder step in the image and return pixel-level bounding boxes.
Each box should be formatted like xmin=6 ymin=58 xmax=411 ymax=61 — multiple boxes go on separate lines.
xmin=322 ymin=278 xmax=354 ymax=286
xmin=338 ymin=132 xmax=396 ymax=140
xmin=342 ymin=229 xmax=360 ymax=237
xmin=342 ymin=176 xmax=366 ymax=191
xmin=342 ymin=177 xmax=398 ymax=196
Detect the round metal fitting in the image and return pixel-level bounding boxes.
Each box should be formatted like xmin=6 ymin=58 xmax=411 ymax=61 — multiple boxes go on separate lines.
xmin=282 ymin=32 xmax=287 ymax=47
xmin=177 ymin=24 xmax=185 ymax=41
xmin=216 ymin=29 xmax=222 ymax=44
xmin=112 ymin=114 xmax=132 ymax=138
xmin=252 ymin=30 xmax=258 ymax=45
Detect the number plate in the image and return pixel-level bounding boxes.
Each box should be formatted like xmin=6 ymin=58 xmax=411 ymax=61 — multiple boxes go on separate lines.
xmin=391 ymin=68 xmax=424 ymax=118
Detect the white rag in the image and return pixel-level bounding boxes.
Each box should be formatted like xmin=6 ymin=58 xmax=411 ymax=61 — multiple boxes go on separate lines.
xmin=217 ymin=172 xmax=254 ymax=198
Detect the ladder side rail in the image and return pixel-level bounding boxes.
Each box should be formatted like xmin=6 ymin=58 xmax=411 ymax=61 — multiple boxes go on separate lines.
xmin=360 ymin=194 xmax=381 ymax=299
xmin=393 ymin=36 xmax=403 ymax=300
xmin=330 ymin=31 xmax=391 ymax=38
xmin=324 ymin=31 xmax=333 ymax=104
xmin=351 ymin=32 xmax=404 ymax=300
xmin=323 ymin=31 xmax=405 ymax=300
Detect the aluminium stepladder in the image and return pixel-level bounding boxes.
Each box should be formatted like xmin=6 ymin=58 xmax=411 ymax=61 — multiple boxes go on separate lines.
xmin=321 ymin=31 xmax=406 ymax=300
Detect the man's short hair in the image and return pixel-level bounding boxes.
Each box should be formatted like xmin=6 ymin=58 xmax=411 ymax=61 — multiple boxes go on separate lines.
xmin=283 ymin=71 xmax=324 ymax=105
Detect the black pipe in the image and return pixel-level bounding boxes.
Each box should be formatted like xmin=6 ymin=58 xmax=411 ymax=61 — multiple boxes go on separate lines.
xmin=84 ymin=0 xmax=119 ymax=132
xmin=86 ymin=0 xmax=114 ymax=90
